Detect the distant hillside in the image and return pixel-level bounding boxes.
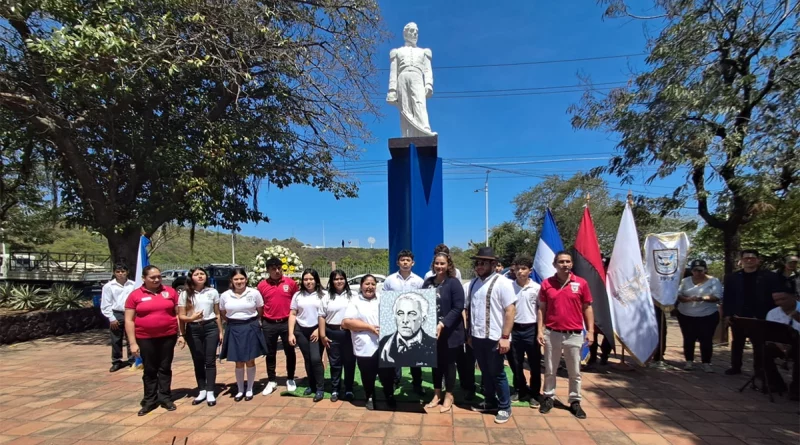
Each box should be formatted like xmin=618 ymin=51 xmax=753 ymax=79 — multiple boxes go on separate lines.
xmin=35 ymin=227 xmax=390 ymax=272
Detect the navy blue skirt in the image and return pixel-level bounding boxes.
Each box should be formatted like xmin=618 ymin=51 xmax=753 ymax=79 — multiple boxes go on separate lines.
xmin=220 ymin=317 xmax=268 ymax=363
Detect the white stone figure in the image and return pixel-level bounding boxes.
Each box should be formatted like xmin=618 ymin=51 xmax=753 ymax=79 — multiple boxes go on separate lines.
xmin=386 ymin=22 xmax=436 ymax=137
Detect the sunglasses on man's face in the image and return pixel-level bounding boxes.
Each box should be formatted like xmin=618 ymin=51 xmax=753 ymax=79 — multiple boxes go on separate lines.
xmin=473 ymin=260 xmax=491 ymax=267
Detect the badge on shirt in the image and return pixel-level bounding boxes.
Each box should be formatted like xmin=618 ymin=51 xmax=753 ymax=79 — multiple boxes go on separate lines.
xmin=570 ymin=282 xmax=580 ymax=293
xmin=283 ymin=284 xmax=289 ymax=292
xmin=161 ymin=291 xmax=171 ymax=299
xmin=142 ymin=296 xmax=152 ymax=301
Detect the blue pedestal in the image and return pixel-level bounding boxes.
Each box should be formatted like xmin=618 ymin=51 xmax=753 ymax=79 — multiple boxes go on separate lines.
xmin=387 ymin=137 xmax=443 ymax=277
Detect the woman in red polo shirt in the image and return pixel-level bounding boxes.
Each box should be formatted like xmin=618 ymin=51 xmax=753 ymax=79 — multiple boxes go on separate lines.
xmin=125 ymin=265 xmax=184 ymax=416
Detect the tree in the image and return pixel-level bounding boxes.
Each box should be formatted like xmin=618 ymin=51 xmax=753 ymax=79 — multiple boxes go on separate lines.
xmin=0 ymin=0 xmax=384 ymax=270
xmin=570 ymin=0 xmax=800 ymax=274
xmin=487 ymin=222 xmax=535 ymax=267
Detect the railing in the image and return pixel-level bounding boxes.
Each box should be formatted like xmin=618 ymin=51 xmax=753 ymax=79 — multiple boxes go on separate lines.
xmin=6 ymin=251 xmax=113 ymax=273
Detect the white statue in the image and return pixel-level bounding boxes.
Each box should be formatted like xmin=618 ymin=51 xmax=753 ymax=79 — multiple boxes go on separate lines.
xmin=387 ymin=22 xmax=436 ymax=137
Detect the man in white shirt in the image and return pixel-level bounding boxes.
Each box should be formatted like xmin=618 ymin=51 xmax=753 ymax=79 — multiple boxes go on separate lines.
xmin=510 ymin=254 xmax=542 ymax=408
xmin=100 ymin=263 xmax=136 ymax=372
xmin=466 ymin=247 xmax=516 ymax=424
xmin=383 ymin=249 xmax=425 ymax=394
xmin=764 ymin=290 xmax=800 ymax=400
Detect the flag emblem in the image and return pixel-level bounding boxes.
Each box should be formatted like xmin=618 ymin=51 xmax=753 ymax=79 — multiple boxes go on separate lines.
xmin=161 ymin=291 xmax=170 ymax=298
xmin=653 ymin=249 xmax=678 ymax=275
xmin=283 ymin=285 xmax=289 ymax=292
xmin=570 ymin=282 xmax=580 ymax=293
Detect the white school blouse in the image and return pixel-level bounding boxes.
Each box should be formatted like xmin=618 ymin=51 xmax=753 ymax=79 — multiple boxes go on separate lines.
xmin=219 ymin=288 xmax=263 ymax=320
xmin=343 ymin=294 xmax=381 ymax=357
xmin=290 ymin=290 xmax=325 ymax=328
xmin=178 ymin=287 xmax=220 ymax=322
xmin=320 ymin=291 xmax=353 ymax=325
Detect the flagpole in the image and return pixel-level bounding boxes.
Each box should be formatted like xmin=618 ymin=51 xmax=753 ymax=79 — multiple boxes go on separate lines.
xmin=611 ymin=194 xmax=637 ymax=372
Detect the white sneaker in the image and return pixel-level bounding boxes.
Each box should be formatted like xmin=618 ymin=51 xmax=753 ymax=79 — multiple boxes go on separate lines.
xmin=702 ymin=363 xmax=714 ymax=373
xmin=286 ymin=379 xmax=297 ymax=392
xmin=683 ymin=361 xmax=694 ymax=371
xmin=262 ymin=381 xmax=277 ymax=396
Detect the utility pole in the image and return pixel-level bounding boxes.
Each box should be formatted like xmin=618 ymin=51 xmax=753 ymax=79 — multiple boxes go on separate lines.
xmin=231 ymin=230 xmax=236 ymax=264
xmin=474 ymin=170 xmax=490 ymax=246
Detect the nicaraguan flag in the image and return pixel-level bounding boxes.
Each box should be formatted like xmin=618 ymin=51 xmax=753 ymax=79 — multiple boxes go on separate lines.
xmin=532 ymin=208 xmax=564 ymax=284
xmin=606 ymin=202 xmax=659 ymax=365
xmin=132 ymin=235 xmax=150 ymax=370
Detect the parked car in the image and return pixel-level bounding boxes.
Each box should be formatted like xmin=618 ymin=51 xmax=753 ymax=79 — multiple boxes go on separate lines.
xmin=171 ymin=264 xmax=240 ymax=295
xmin=348 ymin=273 xmax=387 ymax=294
xmin=160 ymin=269 xmax=188 ymax=286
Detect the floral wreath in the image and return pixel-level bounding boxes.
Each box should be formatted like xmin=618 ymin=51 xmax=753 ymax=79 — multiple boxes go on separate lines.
xmin=250 ymin=245 xmax=304 ymax=286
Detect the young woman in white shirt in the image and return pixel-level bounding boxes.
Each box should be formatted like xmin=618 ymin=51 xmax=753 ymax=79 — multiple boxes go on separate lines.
xmin=288 ymin=269 xmax=326 ymax=402
xmin=219 ymin=268 xmax=268 ymax=402
xmin=178 ymin=267 xmax=223 ymax=406
xmin=676 ymin=259 xmax=723 ymax=372
xmin=342 ymin=274 xmax=396 ymax=410
xmin=319 ymin=269 xmax=357 ymax=403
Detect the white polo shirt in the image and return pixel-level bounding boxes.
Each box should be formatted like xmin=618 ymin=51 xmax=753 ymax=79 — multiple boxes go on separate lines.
xmin=178 ymin=287 xmax=220 ymax=322
xmin=343 ymin=294 xmax=381 ymax=357
xmin=219 ymin=287 xmax=263 ymax=320
xmin=290 ymin=290 xmax=325 ymax=328
xmin=465 ymin=273 xmax=516 ymax=341
xmin=320 ymin=291 xmax=353 ymax=325
xmin=383 ymin=271 xmax=424 ymax=292
xmin=513 ymin=279 xmax=541 ymax=324
xmin=766 ymin=302 xmax=800 ymax=333
xmin=424 ymin=268 xmax=463 ymax=281
xmin=100 ymin=279 xmax=136 ymax=322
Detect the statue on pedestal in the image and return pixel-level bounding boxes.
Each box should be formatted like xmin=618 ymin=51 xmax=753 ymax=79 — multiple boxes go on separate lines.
xmin=386 ymin=22 xmax=436 ymax=137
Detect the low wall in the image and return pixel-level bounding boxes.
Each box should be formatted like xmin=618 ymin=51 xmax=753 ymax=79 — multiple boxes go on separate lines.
xmin=0 ymin=307 xmax=104 ymax=345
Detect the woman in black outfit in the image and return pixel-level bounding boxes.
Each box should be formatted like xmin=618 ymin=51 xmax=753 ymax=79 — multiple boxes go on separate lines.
xmin=319 ymin=269 xmax=357 ymax=402
xmin=422 ymin=252 xmax=465 ymax=413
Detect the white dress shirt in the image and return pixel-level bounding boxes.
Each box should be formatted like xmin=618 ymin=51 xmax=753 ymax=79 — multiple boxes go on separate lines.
xmin=465 ymin=273 xmax=516 ymax=341
xmin=178 ymin=287 xmax=220 ymax=322
xmin=383 ymin=271 xmax=424 ymax=292
xmin=766 ymin=302 xmax=800 ymax=333
xmin=290 ymin=290 xmax=325 ymax=328
xmin=219 ymin=287 xmax=263 ymax=320
xmin=100 ymin=279 xmax=136 ymax=322
xmin=343 ymin=294 xmax=381 ymax=357
xmin=424 ymin=268 xmax=462 ymax=281
xmin=320 ymin=291 xmax=353 ymax=325
xmin=513 ymin=278 xmax=541 ymax=324
xmin=677 ymin=276 xmax=722 ymax=318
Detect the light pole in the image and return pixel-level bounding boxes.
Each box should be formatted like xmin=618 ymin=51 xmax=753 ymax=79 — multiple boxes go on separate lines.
xmin=231 ymin=230 xmax=236 ymax=264
xmin=474 ymin=170 xmax=490 ymax=246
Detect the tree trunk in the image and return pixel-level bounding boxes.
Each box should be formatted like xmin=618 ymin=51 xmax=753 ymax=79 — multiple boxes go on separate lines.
xmin=107 ymin=228 xmax=143 ymax=277
xmin=722 ymin=225 xmax=741 ymax=276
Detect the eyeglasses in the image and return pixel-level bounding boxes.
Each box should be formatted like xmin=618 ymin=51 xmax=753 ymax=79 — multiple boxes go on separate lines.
xmin=473 ymin=260 xmax=492 ymax=267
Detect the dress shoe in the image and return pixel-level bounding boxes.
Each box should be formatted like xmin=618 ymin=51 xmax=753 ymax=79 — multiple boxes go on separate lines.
xmin=160 ymin=401 xmax=177 ymax=411
xmin=207 ymin=400 xmax=216 ymax=407
xmin=109 ymin=363 xmax=125 ymax=373
xmin=313 ymin=391 xmax=324 ymax=402
xmin=365 ymin=397 xmax=375 ymax=410
xmin=138 ymin=405 xmax=157 ymax=416
xmin=234 ymin=393 xmax=244 ymax=402
xmin=330 ymin=392 xmax=339 ymax=403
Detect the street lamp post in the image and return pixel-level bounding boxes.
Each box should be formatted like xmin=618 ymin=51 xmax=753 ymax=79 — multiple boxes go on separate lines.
xmin=474 ymin=170 xmax=490 ymax=246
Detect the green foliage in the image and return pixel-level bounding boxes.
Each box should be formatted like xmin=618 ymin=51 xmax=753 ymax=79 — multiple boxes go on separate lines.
xmin=488 ymin=222 xmax=536 ymax=267
xmin=570 ymin=0 xmax=800 ymax=273
xmin=0 ymin=0 xmax=385 ymax=264
xmin=8 ymin=284 xmax=45 ymax=311
xmin=45 ymin=284 xmax=86 ymax=311
xmin=0 ymin=282 xmax=12 ymax=306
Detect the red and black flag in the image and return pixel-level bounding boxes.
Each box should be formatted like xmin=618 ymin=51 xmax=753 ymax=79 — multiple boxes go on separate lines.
xmin=572 ymin=206 xmax=615 ymax=347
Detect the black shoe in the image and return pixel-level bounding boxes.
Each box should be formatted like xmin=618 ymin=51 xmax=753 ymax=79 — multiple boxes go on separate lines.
xmin=191 ymin=398 xmax=205 ymax=406
xmin=330 ymin=392 xmax=339 ymax=403
xmin=539 ymin=397 xmax=554 ymax=414
xmin=365 ymin=397 xmax=375 ymax=410
xmin=471 ymin=401 xmax=496 ymax=413
xmin=245 ymin=393 xmax=253 ymax=401
xmin=160 ymin=401 xmax=177 ymax=411
xmin=510 ymin=392 xmax=520 ymax=402
xmin=724 ymin=367 xmax=742 ymax=375
xmin=386 ymin=396 xmax=397 ymax=410
xmin=109 ymin=363 xmax=125 ymax=373
xmin=303 ymin=387 xmax=313 ymax=396
xmin=138 ymin=405 xmax=157 ymax=416
xmin=570 ymin=402 xmax=586 ymax=419
xmin=313 ymin=391 xmax=324 ymax=402
xmin=207 ymin=400 xmax=216 ymax=407
xmin=234 ymin=393 xmax=244 ymax=402
xmin=599 ymin=356 xmax=609 ymax=365
xmin=344 ymin=392 xmax=354 ymax=401
xmin=413 ymin=384 xmax=425 ymax=396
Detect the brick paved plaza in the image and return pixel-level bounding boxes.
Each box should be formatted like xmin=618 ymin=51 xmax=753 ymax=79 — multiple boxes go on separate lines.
xmin=0 ymin=319 xmax=797 ymax=445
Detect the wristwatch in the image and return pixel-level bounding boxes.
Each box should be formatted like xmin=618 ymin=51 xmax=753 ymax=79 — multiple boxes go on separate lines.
xmin=501 ymin=334 xmax=510 ymax=340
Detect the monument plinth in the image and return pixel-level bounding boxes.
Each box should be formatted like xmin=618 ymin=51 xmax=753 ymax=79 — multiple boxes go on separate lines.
xmin=387 ymin=136 xmax=443 ymax=277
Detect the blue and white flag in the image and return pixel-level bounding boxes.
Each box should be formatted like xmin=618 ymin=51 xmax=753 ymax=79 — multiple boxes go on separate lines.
xmin=532 ymin=208 xmax=564 ymax=284
xmin=132 ymin=235 xmax=150 ymax=370
xmin=606 ymin=202 xmax=659 ymax=365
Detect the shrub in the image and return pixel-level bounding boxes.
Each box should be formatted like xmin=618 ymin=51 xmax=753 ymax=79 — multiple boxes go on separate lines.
xmin=45 ymin=284 xmax=86 ymax=311
xmin=0 ymin=282 xmax=13 ymax=307
xmin=8 ymin=285 xmax=45 ymax=311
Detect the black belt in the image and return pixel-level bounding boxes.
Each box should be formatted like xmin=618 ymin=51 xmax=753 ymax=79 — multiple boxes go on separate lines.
xmin=112 ymin=310 xmax=125 ymax=314
xmin=548 ymin=328 xmax=582 ymax=335
xmin=513 ymin=322 xmax=537 ymax=330
xmin=264 ymin=317 xmax=288 ymax=324
xmin=326 ymin=324 xmax=343 ymax=331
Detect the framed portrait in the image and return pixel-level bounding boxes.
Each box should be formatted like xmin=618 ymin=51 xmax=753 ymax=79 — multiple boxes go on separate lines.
xmin=378 ymin=289 xmax=437 ymax=368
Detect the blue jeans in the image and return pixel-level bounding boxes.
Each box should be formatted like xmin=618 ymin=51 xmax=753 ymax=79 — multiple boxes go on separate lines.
xmin=472 ymin=337 xmax=511 ymax=411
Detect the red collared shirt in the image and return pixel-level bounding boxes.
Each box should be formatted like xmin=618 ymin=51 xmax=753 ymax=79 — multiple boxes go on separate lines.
xmin=257 ymin=276 xmax=299 ymax=320
xmin=125 ymin=285 xmax=179 ymax=339
xmin=539 ymin=273 xmax=592 ymax=331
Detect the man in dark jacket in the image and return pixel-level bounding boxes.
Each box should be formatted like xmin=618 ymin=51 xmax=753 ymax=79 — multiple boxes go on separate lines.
xmin=722 ymin=249 xmax=778 ymax=375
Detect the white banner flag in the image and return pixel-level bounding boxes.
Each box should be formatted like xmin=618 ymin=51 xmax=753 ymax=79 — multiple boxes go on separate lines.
xmin=606 ymin=203 xmax=659 ymax=365
xmin=644 ymin=233 xmax=690 ymax=308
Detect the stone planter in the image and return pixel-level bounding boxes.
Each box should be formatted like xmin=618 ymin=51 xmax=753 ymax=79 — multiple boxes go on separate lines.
xmin=0 ymin=307 xmax=104 ymax=345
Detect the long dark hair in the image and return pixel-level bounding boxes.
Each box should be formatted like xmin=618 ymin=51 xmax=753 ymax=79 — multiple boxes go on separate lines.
xmin=327 ymin=269 xmax=352 ymax=300
xmin=184 ymin=267 xmax=210 ymax=313
xmin=229 ymin=267 xmax=248 ymax=291
xmin=301 ymin=269 xmax=324 ymax=298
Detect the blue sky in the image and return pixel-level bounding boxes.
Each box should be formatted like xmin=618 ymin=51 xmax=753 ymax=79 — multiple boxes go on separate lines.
xmin=238 ymin=1 xmax=673 ymax=249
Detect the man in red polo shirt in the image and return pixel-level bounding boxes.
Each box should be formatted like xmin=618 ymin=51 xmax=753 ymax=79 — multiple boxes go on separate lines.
xmin=258 ymin=257 xmax=299 ymax=396
xmin=537 ymin=251 xmax=594 ymax=419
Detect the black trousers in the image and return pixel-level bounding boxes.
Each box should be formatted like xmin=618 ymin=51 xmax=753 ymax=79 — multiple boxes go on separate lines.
xmin=505 ymin=350 xmax=520 ymax=392
xmin=589 ymin=332 xmax=612 ymax=363
xmin=653 ymin=305 xmax=669 ymax=361
xmin=357 ymin=351 xmax=395 ymax=401
xmin=295 ymin=325 xmax=324 ymax=392
xmin=394 ymin=366 xmax=423 ymax=386
xmin=764 ymin=342 xmax=799 ymax=395
xmin=512 ymin=323 xmax=542 ymax=398
xmin=262 ymin=320 xmax=296 ymax=381
xmin=432 ymin=341 xmax=459 ymax=392
xmin=110 ymin=311 xmax=134 ymax=365
xmin=138 ymin=335 xmax=177 ymax=408
xmin=326 ymin=327 xmax=355 ymax=393
xmin=185 ymin=321 xmax=219 ymax=391
xmin=456 ymin=343 xmax=476 ymax=391
xmin=730 ymin=323 xmax=765 ymax=373
xmin=677 ymin=312 xmax=719 ymax=363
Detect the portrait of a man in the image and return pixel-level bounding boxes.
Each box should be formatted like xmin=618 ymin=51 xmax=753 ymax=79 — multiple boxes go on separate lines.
xmin=379 ymin=290 xmax=437 ymax=368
